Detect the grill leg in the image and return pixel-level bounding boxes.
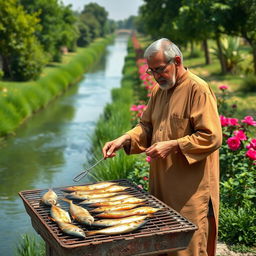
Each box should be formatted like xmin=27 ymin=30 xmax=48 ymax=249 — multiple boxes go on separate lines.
xmin=45 ymin=243 xmax=57 ymax=256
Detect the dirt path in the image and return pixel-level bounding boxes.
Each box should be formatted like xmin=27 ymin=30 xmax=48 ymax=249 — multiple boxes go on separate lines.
xmin=216 ymin=243 xmax=255 ymax=256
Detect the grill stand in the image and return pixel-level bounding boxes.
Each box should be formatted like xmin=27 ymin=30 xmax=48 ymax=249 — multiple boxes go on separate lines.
xmin=20 ymin=180 xmax=197 ymax=256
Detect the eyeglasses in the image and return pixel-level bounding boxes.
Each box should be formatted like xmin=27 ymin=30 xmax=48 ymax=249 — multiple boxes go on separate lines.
xmin=146 ymin=60 xmax=173 ymax=76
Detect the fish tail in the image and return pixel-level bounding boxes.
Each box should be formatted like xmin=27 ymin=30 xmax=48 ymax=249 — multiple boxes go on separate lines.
xmin=86 ymin=230 xmax=98 ymax=236
xmin=60 ymin=198 xmax=72 ymax=204
xmin=48 ymin=216 xmax=56 ymax=222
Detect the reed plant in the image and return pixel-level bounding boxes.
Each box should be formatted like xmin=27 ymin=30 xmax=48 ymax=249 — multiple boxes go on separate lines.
xmin=16 ymin=234 xmax=45 ymax=256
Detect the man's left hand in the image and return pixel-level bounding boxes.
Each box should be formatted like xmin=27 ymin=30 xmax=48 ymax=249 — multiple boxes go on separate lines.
xmin=145 ymin=140 xmax=179 ymax=159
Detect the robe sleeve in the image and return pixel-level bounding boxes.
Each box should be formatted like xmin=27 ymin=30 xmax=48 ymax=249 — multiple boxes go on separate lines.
xmin=124 ymin=92 xmax=155 ymax=155
xmin=177 ymin=88 xmax=222 ymax=164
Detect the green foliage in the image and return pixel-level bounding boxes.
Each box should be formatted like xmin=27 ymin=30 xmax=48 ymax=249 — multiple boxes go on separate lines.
xmin=20 ymin=0 xmax=78 ymax=62
xmin=0 ymin=37 xmax=113 ymax=137
xmin=0 ymin=0 xmax=46 ymax=80
xmin=127 ymin=154 xmax=149 ymax=191
xmin=16 ymin=234 xmax=45 ymax=256
xmin=81 ymin=3 xmax=108 ymax=37
xmin=219 ymin=202 xmax=256 ymax=247
xmin=240 ymin=74 xmax=256 ymax=93
xmin=211 ymin=36 xmax=243 ymax=73
xmin=89 ymin=151 xmax=138 ymax=182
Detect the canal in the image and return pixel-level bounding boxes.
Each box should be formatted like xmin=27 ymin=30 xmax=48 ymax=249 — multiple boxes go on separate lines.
xmin=0 ymin=34 xmax=129 ymax=255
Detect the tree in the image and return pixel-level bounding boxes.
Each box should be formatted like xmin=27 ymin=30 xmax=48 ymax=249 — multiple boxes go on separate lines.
xmin=21 ymin=0 xmax=77 ymax=61
xmin=81 ymin=3 xmax=108 ymax=37
xmin=0 ymin=0 xmax=46 ymax=80
xmin=221 ymin=0 xmax=256 ymax=74
xmin=138 ymin=0 xmax=182 ymax=42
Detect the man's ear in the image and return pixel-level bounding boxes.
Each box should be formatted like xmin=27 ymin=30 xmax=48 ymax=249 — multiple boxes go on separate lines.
xmin=174 ymin=56 xmax=181 ymax=66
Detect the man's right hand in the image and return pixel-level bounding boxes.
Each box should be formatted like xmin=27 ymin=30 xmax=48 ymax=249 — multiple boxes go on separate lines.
xmin=102 ymin=134 xmax=131 ymax=158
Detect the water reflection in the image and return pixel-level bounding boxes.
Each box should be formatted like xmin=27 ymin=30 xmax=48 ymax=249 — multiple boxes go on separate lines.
xmin=0 ymin=34 xmax=129 ymax=255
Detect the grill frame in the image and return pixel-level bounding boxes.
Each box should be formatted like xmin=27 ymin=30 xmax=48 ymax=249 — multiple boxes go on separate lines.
xmin=19 ymin=179 xmax=197 ymax=256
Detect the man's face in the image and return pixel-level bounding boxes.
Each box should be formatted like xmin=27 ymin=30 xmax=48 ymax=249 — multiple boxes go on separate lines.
xmin=147 ymin=51 xmax=176 ymax=90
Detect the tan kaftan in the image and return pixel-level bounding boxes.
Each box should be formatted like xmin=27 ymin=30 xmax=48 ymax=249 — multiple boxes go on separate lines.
xmin=125 ymin=70 xmax=222 ymax=256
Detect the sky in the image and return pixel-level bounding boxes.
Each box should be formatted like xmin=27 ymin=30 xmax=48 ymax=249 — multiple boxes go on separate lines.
xmin=61 ymin=0 xmax=144 ymax=21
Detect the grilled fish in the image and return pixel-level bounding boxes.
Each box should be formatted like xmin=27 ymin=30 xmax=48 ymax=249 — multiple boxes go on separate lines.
xmin=90 ymin=203 xmax=144 ymax=213
xmin=55 ymin=221 xmax=85 ymax=238
xmin=41 ymin=189 xmax=58 ymax=206
xmin=92 ymin=215 xmax=149 ymax=227
xmin=66 ymin=185 xmax=129 ymax=195
xmin=67 ymin=192 xmax=119 ymax=200
xmin=62 ymin=198 xmax=94 ymax=225
xmin=79 ymin=194 xmax=131 ymax=205
xmin=50 ymin=205 xmax=71 ymax=223
xmin=95 ymin=207 xmax=160 ymax=218
xmin=87 ymin=220 xmax=147 ymax=236
xmin=62 ymin=182 xmax=116 ymax=192
xmin=90 ymin=197 xmax=145 ymax=207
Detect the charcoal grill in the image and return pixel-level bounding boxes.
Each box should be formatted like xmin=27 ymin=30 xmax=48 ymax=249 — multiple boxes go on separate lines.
xmin=19 ymin=179 xmax=197 ymax=256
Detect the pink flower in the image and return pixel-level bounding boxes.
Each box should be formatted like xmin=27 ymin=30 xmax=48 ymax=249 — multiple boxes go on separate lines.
xmin=228 ymin=118 xmax=239 ymax=126
xmin=143 ymin=176 xmax=149 ymax=181
xmin=246 ymin=149 xmax=256 ymax=161
xmin=137 ymin=185 xmax=143 ymax=189
xmin=234 ymin=130 xmax=247 ymax=141
xmin=220 ymin=115 xmax=229 ymax=127
xmin=146 ymin=156 xmax=151 ymax=162
xmin=137 ymin=104 xmax=146 ymax=110
xmin=219 ymin=85 xmax=229 ymax=91
xmin=241 ymin=116 xmax=256 ymax=126
xmin=249 ymin=139 xmax=256 ymax=150
xmin=227 ymin=136 xmax=241 ymax=151
xmin=130 ymin=105 xmax=138 ymax=111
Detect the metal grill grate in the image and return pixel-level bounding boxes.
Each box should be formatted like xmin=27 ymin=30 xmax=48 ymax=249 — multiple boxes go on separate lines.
xmin=19 ymin=179 xmax=197 ymax=255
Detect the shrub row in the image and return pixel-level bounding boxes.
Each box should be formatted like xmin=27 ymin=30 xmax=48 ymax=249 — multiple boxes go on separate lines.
xmin=0 ymin=36 xmax=114 ymax=138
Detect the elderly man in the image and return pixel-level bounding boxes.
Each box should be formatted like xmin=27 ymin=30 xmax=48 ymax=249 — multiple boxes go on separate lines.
xmin=102 ymin=38 xmax=222 ymax=256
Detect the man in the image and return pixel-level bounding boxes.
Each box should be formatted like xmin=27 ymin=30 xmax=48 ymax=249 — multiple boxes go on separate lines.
xmin=102 ymin=38 xmax=222 ymax=256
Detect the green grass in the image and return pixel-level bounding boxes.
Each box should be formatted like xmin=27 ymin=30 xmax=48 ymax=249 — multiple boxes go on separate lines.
xmin=0 ymin=35 xmax=114 ymax=138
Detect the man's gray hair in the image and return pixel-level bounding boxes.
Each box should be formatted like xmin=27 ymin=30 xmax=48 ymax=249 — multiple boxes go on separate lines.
xmin=144 ymin=38 xmax=183 ymax=63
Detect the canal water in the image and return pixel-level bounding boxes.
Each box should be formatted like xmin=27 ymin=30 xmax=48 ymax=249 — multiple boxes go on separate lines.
xmin=0 ymin=34 xmax=129 ymax=255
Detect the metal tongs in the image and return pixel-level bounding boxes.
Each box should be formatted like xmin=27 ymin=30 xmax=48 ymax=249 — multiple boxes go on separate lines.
xmin=73 ymin=157 xmax=104 ymax=182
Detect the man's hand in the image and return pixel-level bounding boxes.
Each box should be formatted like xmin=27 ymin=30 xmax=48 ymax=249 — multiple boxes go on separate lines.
xmin=102 ymin=134 xmax=131 ymax=158
xmin=145 ymin=140 xmax=179 ymax=159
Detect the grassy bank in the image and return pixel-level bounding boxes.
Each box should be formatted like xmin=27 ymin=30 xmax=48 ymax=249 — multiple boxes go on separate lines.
xmin=0 ymin=36 xmax=114 ymax=138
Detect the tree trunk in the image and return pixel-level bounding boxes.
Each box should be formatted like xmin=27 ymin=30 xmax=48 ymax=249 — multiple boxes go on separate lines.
xmin=252 ymin=45 xmax=256 ymax=75
xmin=216 ymin=36 xmax=227 ymax=74
xmin=203 ymin=39 xmax=211 ymax=65
xmin=1 ymin=55 xmax=11 ymax=78
xmin=190 ymin=41 xmax=194 ymax=57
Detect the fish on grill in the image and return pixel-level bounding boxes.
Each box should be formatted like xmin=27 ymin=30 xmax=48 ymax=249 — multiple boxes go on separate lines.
xmin=55 ymin=221 xmax=86 ymax=238
xmin=90 ymin=196 xmax=145 ymax=207
xmin=87 ymin=220 xmax=147 ymax=236
xmin=79 ymin=194 xmax=131 ymax=205
xmin=62 ymin=181 xmax=116 ymax=192
xmin=62 ymin=198 xmax=94 ymax=225
xmin=95 ymin=207 xmax=160 ymax=219
xmin=41 ymin=189 xmax=58 ymax=206
xmin=67 ymin=192 xmax=119 ymax=200
xmin=92 ymin=215 xmax=150 ymax=227
xmin=90 ymin=203 xmax=144 ymax=213
xmin=50 ymin=205 xmax=71 ymax=223
xmin=64 ymin=185 xmax=129 ymax=194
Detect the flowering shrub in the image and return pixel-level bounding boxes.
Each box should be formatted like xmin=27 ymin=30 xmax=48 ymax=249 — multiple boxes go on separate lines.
xmin=220 ymin=114 xmax=256 ymax=206
xmin=127 ymin=154 xmax=150 ymax=191
xmin=130 ymin=103 xmax=147 ymax=127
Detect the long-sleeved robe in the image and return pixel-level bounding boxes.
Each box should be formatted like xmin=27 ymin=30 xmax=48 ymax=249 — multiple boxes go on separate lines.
xmin=125 ymin=70 xmax=222 ymax=256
